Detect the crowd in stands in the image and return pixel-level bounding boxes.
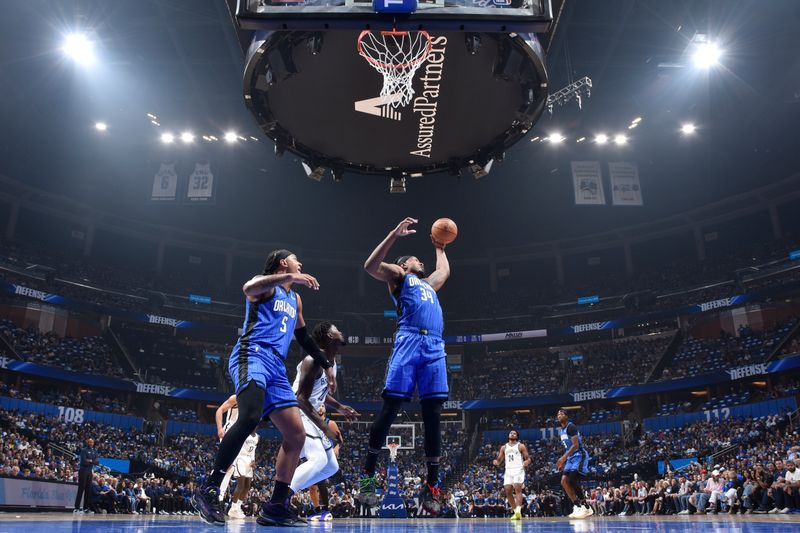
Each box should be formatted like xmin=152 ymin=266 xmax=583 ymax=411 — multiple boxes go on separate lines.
xmin=0 ymin=382 xmax=132 ymax=416
xmin=658 ymin=320 xmax=798 ymax=382
xmin=0 ymin=319 xmax=124 ymax=379
xmin=115 ymin=325 xmax=222 ymax=391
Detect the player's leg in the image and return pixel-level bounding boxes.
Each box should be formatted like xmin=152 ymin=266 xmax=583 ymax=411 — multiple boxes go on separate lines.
xmin=218 ymin=465 xmax=235 ymax=502
xmin=504 ymin=484 xmax=515 ymax=509
xmin=513 ymin=483 xmax=524 ymax=519
xmin=563 ymin=470 xmax=590 ymax=518
xmin=290 ymin=435 xmax=340 ymax=494
xmin=194 ymin=379 xmax=264 ymax=524
xmin=418 ymin=336 xmax=449 ymax=496
xmin=258 ymin=405 xmax=305 ymax=524
xmin=362 ymin=335 xmax=417 ymax=491
xmin=309 ymin=485 xmax=320 ymax=509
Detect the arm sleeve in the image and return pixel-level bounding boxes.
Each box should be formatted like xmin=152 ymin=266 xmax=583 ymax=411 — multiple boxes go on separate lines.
xmin=294 ymin=326 xmax=332 ymax=369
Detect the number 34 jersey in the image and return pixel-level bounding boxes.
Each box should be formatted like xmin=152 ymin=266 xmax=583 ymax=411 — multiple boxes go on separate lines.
xmin=392 ymin=274 xmax=443 ymax=336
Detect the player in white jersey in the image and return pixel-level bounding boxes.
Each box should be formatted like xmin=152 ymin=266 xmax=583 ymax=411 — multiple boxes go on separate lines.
xmin=214 ymin=395 xmax=259 ymax=518
xmin=493 ymin=430 xmax=531 ymax=521
xmin=290 ymin=322 xmax=360 ymax=520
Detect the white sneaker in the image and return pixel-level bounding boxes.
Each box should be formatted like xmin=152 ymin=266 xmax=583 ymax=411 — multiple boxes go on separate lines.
xmin=582 ymin=505 xmax=594 ymax=518
xmin=768 ymin=508 xmax=779 ymax=514
xmin=228 ymin=504 xmax=246 ymax=519
xmin=618 ymin=511 xmax=627 ymax=516
xmin=779 ymin=508 xmax=791 ymax=514
xmin=568 ymin=509 xmax=580 ymax=518
xmin=678 ymin=510 xmax=689 ymax=515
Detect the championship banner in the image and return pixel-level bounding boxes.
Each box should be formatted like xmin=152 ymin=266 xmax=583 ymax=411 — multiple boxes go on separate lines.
xmin=571 ymin=161 xmax=605 ymax=205
xmin=186 ymin=163 xmax=215 ymax=202
xmin=608 ymin=161 xmax=643 ymax=206
xmin=151 ymin=163 xmax=178 ymax=202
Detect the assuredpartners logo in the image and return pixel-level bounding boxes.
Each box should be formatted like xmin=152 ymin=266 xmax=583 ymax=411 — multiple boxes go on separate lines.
xmin=354 ymin=35 xmax=447 ymax=159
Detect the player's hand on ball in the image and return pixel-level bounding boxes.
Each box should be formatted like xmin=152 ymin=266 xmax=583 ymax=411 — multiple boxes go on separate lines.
xmin=341 ymin=405 xmax=361 ymax=421
xmin=431 ymin=234 xmax=446 ymax=249
xmin=291 ymin=273 xmax=320 ymax=290
xmin=393 ymin=217 xmax=418 ymax=238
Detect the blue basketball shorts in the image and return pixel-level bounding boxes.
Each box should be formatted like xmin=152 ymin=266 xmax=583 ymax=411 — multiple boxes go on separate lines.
xmin=563 ymin=451 xmax=590 ymax=475
xmin=382 ymin=329 xmax=449 ymax=402
xmin=228 ymin=343 xmax=298 ymax=418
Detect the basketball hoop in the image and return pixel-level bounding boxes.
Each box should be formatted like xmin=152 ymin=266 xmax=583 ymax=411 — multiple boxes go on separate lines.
xmin=357 ymin=30 xmax=432 ymax=108
xmin=387 ymin=442 xmax=401 ymax=463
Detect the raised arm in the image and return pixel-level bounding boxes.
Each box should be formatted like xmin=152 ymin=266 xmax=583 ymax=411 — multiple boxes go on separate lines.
xmin=424 ymin=243 xmax=450 ymax=292
xmin=215 ymin=394 xmax=238 ymax=439
xmin=364 ymin=217 xmax=417 ymax=284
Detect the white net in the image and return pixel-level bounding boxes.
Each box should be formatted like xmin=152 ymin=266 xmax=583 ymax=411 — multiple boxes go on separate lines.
xmin=358 ymin=30 xmax=432 ymax=108
xmin=388 ymin=443 xmax=400 ymax=463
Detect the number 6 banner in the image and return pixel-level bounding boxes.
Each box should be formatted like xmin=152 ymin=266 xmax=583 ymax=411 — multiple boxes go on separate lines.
xmin=151 ymin=163 xmax=178 ymax=201
xmin=187 ymin=163 xmax=215 ymax=202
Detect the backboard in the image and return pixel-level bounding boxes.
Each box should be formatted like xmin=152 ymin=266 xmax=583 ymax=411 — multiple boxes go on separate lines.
xmin=232 ymin=0 xmax=553 ymax=32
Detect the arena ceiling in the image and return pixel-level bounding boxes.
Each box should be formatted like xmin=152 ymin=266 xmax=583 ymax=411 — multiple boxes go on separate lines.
xmin=0 ymin=0 xmax=798 ymax=256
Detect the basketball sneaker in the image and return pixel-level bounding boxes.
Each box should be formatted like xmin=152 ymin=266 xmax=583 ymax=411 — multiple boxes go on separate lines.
xmin=511 ymin=506 xmax=522 ymax=520
xmin=420 ymin=483 xmax=442 ymax=515
xmin=191 ymin=485 xmax=225 ymax=526
xmin=359 ymin=474 xmax=377 ymax=495
xmin=308 ymin=510 xmax=333 ymax=522
xmin=227 ymin=502 xmax=245 ymax=519
xmin=256 ymin=501 xmax=306 ymax=527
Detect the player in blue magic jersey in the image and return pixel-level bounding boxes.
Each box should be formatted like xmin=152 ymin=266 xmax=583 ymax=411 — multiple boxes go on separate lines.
xmin=193 ymin=249 xmax=341 ymax=528
xmin=359 ymin=217 xmax=451 ymax=510
xmin=556 ymin=409 xmax=594 ymax=519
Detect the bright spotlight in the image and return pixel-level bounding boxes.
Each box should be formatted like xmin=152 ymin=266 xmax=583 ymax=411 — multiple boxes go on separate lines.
xmin=614 ymin=134 xmax=628 ymax=145
xmin=160 ymin=133 xmax=175 ymax=144
xmin=63 ymin=33 xmax=95 ymax=65
xmin=631 ymin=117 xmax=642 ymax=124
xmin=548 ymin=133 xmax=565 ymax=144
xmin=595 ymin=134 xmax=608 ymax=145
xmin=692 ymin=42 xmax=722 ymax=69
xmin=94 ymin=122 xmax=107 ymax=131
xmin=180 ymin=131 xmax=194 ymax=144
xmin=681 ymin=123 xmax=697 ymax=135
xmin=224 ymin=131 xmax=238 ymax=143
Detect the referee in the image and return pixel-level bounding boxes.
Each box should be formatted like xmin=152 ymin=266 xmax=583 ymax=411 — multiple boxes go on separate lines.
xmin=73 ymin=438 xmax=98 ymax=513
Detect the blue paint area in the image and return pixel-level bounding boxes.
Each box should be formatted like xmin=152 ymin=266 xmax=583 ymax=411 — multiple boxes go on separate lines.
xmin=0 ymin=517 xmax=798 ymax=533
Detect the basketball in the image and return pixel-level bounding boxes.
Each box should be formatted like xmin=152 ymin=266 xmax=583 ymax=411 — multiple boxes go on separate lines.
xmin=432 ymin=218 xmax=458 ymax=245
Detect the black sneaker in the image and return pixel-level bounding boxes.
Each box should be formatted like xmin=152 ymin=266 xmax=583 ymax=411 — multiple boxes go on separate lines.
xmin=256 ymin=501 xmax=306 ymax=527
xmin=191 ymin=485 xmax=225 ymax=526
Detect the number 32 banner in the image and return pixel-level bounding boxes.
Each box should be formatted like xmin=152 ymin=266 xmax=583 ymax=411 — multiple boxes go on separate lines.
xmin=187 ymin=163 xmax=215 ymax=202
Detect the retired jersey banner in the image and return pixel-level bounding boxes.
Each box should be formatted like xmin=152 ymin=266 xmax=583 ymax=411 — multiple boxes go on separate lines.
xmin=609 ymin=161 xmax=643 ymax=206
xmin=186 ymin=163 xmax=215 ymax=202
xmin=151 ymin=163 xmax=178 ymax=201
xmin=571 ymin=161 xmax=606 ymax=205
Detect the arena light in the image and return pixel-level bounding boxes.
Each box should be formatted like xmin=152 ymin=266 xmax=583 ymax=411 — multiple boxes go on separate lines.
xmin=530 ymin=136 xmax=540 ymax=142
xmin=94 ymin=122 xmax=107 ymax=131
xmin=224 ymin=131 xmax=238 ymax=143
xmin=594 ymin=133 xmax=608 ymax=145
xmin=180 ymin=131 xmax=194 ymax=144
xmin=692 ymin=42 xmax=723 ymax=69
xmin=576 ymin=137 xmax=586 ymax=143
xmin=302 ymin=161 xmax=326 ymax=181
xmin=547 ymin=133 xmax=566 ymax=144
xmin=614 ymin=134 xmax=628 ymax=145
xmin=631 ymin=117 xmax=642 ymax=124
xmin=681 ymin=123 xmax=697 ymax=135
xmin=62 ymin=33 xmax=95 ymax=65
xmin=150 ymin=120 xmax=160 ymax=126
xmin=160 ymin=132 xmax=175 ymax=144
xmin=628 ymin=122 xmax=639 ymax=130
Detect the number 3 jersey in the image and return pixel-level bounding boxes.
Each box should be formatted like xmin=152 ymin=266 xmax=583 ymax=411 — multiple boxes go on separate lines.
xmin=392 ymin=273 xmax=443 ymax=336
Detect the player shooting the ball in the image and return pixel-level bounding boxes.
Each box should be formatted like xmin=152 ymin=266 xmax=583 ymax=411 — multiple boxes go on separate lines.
xmin=359 ymin=216 xmax=455 ymax=513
